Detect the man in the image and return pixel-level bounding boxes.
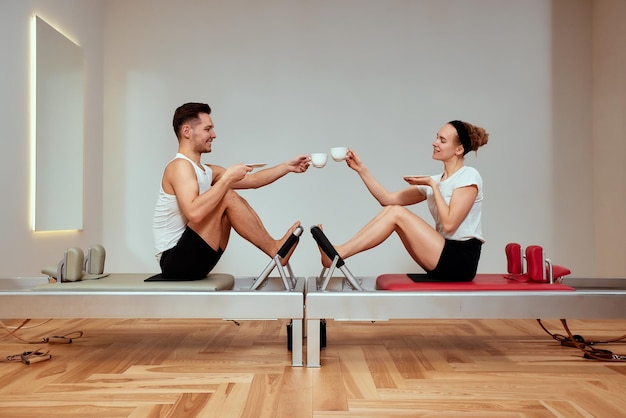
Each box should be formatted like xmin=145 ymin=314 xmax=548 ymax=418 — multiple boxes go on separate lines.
xmin=153 ymin=102 xmax=310 ymax=279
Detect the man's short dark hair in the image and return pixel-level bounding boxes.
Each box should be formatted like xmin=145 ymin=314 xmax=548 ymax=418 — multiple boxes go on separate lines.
xmin=172 ymin=102 xmax=212 ymax=138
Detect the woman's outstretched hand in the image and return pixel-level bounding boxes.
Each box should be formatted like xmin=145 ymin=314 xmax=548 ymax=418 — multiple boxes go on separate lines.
xmin=345 ymin=148 xmax=365 ymax=173
xmin=403 ymin=175 xmax=435 ymax=188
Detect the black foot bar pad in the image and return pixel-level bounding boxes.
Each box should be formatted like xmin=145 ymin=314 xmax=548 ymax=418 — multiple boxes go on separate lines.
xmin=277 ymin=225 xmax=303 ymax=259
xmin=310 ymin=226 xmax=345 ymax=268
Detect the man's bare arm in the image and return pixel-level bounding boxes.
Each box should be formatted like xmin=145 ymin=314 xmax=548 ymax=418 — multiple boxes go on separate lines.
xmin=229 ymin=155 xmax=310 ymax=189
xmin=165 ymin=160 xmax=249 ymax=224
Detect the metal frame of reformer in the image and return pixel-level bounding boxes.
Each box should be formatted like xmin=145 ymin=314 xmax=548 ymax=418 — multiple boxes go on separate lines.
xmin=0 ymin=227 xmax=306 ymax=364
xmin=250 ymin=226 xmax=303 ymax=291
xmin=0 ymin=275 xmax=305 ymax=367
xmin=304 ymin=275 xmax=626 ymax=368
xmin=310 ymin=225 xmax=363 ymax=292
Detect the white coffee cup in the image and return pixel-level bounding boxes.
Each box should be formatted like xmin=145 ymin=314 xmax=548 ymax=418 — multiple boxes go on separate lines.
xmin=330 ymin=147 xmax=348 ymax=162
xmin=311 ymin=153 xmax=328 ymax=168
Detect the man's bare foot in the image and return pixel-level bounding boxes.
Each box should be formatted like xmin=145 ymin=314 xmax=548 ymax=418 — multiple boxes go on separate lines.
xmin=278 ymin=221 xmax=302 ymax=266
xmin=315 ymin=224 xmax=334 ymax=268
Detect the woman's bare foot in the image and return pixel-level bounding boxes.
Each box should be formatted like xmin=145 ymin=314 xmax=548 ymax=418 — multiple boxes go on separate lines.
xmin=315 ymin=224 xmax=334 ymax=268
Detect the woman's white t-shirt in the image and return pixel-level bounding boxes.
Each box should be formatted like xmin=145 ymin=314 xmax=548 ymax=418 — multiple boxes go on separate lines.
xmin=416 ymin=166 xmax=484 ymax=242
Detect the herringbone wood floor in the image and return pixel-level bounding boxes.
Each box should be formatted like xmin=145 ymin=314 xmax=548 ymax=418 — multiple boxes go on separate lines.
xmin=1 ymin=318 xmax=625 ymax=417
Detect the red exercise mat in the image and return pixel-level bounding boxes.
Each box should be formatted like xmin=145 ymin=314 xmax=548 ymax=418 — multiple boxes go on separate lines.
xmin=376 ymin=274 xmax=575 ymax=291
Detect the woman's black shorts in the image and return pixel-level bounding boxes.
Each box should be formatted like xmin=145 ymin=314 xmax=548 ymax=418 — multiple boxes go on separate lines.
xmin=426 ymin=238 xmax=482 ymax=282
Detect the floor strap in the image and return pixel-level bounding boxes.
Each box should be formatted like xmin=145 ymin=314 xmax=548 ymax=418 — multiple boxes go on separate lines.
xmin=1 ymin=319 xmax=84 ymax=365
xmin=537 ymin=319 xmax=626 ymax=361
xmin=0 ymin=347 xmax=52 ymax=365
xmin=1 ymin=319 xmax=83 ymax=345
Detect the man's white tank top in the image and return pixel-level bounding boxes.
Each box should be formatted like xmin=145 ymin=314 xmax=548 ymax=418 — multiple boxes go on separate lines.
xmin=153 ymin=153 xmax=213 ymax=262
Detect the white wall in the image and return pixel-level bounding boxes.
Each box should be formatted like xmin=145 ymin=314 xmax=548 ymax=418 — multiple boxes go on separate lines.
xmin=0 ymin=0 xmax=104 ymax=277
xmin=592 ymin=0 xmax=626 ymax=276
xmin=550 ymin=0 xmax=595 ymax=275
xmin=101 ymin=0 xmax=580 ymax=277
xmin=1 ymin=0 xmax=622 ymax=280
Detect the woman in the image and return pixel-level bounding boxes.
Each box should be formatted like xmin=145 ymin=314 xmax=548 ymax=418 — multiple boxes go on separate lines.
xmin=317 ymin=120 xmax=489 ymax=281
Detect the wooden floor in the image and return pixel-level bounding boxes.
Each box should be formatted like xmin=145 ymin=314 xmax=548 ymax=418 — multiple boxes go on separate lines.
xmin=1 ymin=318 xmax=625 ymax=417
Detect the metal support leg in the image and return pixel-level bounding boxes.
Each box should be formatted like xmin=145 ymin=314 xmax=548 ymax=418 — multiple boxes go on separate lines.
xmin=307 ymin=318 xmax=321 ymax=367
xmin=290 ymin=318 xmax=303 ymax=366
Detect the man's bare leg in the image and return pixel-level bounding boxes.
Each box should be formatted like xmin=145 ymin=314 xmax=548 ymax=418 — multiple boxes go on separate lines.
xmin=190 ymin=190 xmax=301 ymax=265
xmin=276 ymin=224 xmax=301 ymax=265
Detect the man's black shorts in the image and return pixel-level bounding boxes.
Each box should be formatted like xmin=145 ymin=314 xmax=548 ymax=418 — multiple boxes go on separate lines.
xmin=159 ymin=227 xmax=223 ymax=280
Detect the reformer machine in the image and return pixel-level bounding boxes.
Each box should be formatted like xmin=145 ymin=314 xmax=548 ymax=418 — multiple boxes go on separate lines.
xmin=0 ymin=227 xmax=306 ymax=366
xmin=306 ymin=226 xmax=626 ymax=368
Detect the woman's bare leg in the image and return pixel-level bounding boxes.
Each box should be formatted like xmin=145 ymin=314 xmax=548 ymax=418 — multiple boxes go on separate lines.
xmin=319 ymin=205 xmax=445 ymax=270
